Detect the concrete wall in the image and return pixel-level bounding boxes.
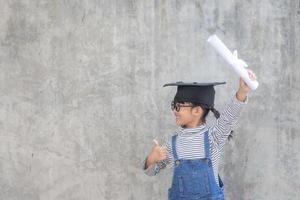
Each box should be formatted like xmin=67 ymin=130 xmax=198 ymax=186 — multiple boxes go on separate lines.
xmin=0 ymin=0 xmax=299 ymax=199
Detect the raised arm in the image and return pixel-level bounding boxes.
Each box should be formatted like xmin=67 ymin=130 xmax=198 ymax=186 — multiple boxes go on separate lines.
xmin=209 ymin=70 xmax=256 ymax=149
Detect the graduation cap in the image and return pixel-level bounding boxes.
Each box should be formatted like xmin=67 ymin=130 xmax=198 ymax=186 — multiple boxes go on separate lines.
xmin=163 ymin=81 xmax=226 ymax=107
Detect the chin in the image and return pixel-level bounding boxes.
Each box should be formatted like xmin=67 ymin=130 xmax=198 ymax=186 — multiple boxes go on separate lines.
xmin=175 ymin=120 xmax=184 ymax=127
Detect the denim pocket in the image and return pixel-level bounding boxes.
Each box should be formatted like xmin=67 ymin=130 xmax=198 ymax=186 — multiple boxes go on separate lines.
xmin=178 ymin=173 xmax=209 ymax=197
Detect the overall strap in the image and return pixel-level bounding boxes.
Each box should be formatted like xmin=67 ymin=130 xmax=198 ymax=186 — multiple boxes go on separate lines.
xmin=204 ymin=130 xmax=210 ymax=158
xmin=171 ymin=135 xmax=178 ymax=160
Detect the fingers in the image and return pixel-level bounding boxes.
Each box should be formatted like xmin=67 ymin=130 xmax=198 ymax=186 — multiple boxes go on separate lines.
xmin=160 ymin=146 xmax=168 ymax=159
xmin=247 ymin=69 xmax=257 ymax=81
xmin=161 ymin=145 xmax=167 ymax=153
xmin=153 ymin=139 xmax=167 ymax=152
xmin=239 ymin=77 xmax=244 ymax=84
xmin=153 ymin=139 xmax=159 ymax=146
xmin=151 ymin=139 xmax=167 ymax=161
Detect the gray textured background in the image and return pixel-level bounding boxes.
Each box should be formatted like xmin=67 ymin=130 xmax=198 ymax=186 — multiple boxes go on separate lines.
xmin=0 ymin=0 xmax=299 ymax=199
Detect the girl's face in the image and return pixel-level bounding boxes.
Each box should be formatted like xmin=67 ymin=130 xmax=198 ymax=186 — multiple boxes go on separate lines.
xmin=172 ymin=102 xmax=204 ymax=128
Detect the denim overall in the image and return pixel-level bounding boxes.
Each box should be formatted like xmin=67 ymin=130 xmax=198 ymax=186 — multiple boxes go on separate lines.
xmin=168 ymin=131 xmax=224 ymax=200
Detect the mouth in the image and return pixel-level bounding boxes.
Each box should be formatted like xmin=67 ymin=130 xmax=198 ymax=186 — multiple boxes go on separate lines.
xmin=174 ymin=114 xmax=180 ymax=119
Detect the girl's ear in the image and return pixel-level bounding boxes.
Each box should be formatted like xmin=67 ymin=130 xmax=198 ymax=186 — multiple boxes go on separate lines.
xmin=192 ymin=106 xmax=203 ymax=116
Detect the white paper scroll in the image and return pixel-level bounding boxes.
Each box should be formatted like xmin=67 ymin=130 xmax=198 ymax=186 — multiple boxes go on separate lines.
xmin=207 ymin=34 xmax=259 ymax=90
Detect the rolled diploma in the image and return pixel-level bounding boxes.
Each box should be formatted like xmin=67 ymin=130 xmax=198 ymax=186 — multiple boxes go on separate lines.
xmin=207 ymin=35 xmax=259 ymax=90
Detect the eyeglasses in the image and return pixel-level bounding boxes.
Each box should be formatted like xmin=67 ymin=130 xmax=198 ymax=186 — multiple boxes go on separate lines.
xmin=171 ymin=101 xmax=194 ymax=112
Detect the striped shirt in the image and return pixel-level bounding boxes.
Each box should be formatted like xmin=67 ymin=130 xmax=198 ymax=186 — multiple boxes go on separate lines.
xmin=144 ymin=95 xmax=247 ymax=185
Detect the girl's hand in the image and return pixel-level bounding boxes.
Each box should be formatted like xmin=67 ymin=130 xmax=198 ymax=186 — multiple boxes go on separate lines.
xmin=236 ymin=69 xmax=257 ymax=102
xmin=145 ymin=139 xmax=167 ymax=169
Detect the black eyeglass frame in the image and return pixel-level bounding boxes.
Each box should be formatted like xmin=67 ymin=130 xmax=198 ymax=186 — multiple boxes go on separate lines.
xmin=171 ymin=101 xmax=195 ymax=112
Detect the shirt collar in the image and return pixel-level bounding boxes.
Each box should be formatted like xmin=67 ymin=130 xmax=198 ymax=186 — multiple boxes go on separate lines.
xmin=177 ymin=123 xmax=207 ymax=137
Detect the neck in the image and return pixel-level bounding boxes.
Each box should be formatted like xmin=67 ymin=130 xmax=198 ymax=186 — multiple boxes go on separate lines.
xmin=183 ymin=121 xmax=204 ymax=129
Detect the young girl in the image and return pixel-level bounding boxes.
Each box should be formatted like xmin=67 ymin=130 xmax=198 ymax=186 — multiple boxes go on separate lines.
xmin=143 ymin=71 xmax=256 ymax=200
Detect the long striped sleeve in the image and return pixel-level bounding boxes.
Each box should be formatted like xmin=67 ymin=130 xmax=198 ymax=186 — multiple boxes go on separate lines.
xmin=209 ymin=95 xmax=247 ymax=151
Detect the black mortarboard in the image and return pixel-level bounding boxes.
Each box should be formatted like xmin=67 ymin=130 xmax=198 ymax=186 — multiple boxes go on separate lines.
xmin=163 ymin=81 xmax=226 ymax=107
